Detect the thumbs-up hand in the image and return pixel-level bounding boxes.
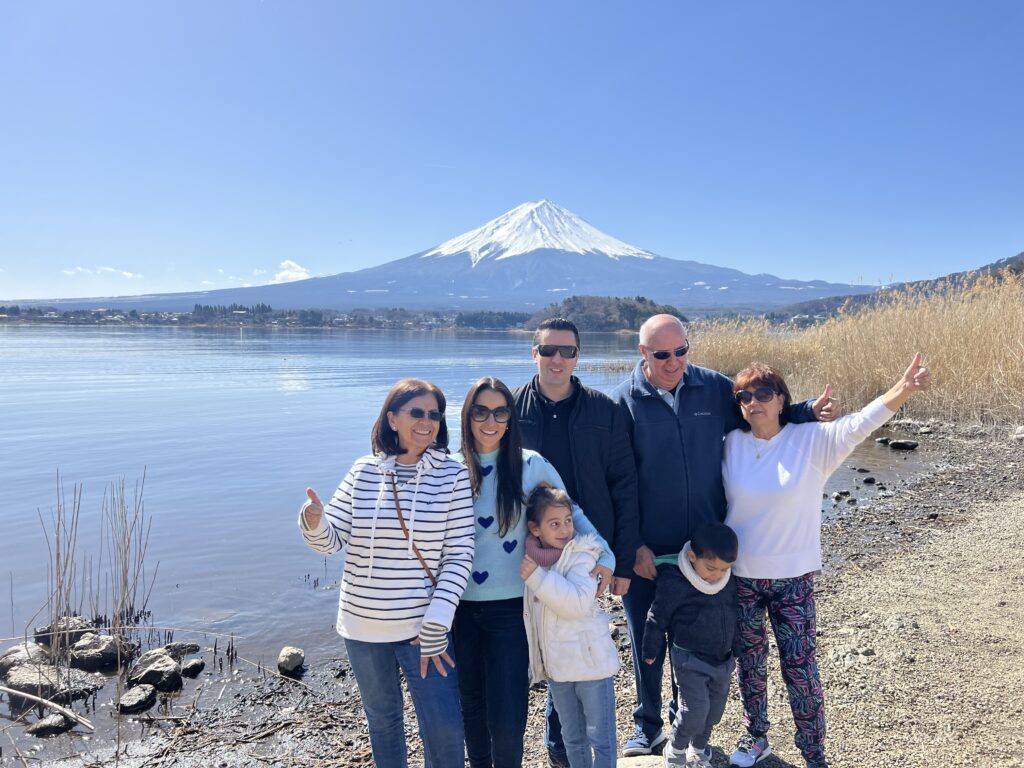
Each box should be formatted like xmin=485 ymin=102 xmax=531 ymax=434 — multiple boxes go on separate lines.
xmin=302 ymin=487 xmax=324 ymax=529
xmin=812 ymin=383 xmax=840 ymax=422
xmin=902 ymin=352 xmax=931 ymax=392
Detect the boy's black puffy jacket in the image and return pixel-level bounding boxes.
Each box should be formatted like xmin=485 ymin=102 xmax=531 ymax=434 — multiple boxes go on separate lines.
xmin=641 ymin=564 xmax=739 ymax=665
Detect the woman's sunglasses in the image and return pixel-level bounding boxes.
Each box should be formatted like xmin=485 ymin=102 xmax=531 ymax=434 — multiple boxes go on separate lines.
xmin=470 ymin=404 xmax=512 ymax=423
xmin=646 ymin=343 xmax=689 ymax=360
xmin=733 ymin=387 xmax=779 ymax=405
xmin=396 ymin=407 xmax=444 ymax=422
xmin=533 ymin=344 xmax=579 ymax=359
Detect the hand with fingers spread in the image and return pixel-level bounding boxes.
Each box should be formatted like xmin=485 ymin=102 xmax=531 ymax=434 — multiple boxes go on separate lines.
xmin=302 ymin=487 xmax=324 ymax=529
xmin=812 ymin=384 xmax=841 ymax=422
xmin=410 ymin=635 xmax=456 ymax=679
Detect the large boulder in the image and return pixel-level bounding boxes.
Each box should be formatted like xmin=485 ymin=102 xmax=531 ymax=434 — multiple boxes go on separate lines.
xmin=69 ymin=633 xmax=133 ymax=672
xmin=127 ymin=649 xmax=182 ymax=692
xmin=34 ymin=616 xmax=95 ymax=648
xmin=4 ymin=663 xmax=103 ymax=702
xmin=164 ymin=642 xmax=200 ymax=660
xmin=117 ymin=683 xmax=157 ymax=713
xmin=277 ymin=646 xmax=305 ymax=675
xmin=0 ymin=643 xmax=49 ymax=679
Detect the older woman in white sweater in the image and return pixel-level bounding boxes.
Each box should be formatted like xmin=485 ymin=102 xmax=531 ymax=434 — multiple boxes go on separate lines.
xmin=723 ymin=354 xmax=930 ymax=768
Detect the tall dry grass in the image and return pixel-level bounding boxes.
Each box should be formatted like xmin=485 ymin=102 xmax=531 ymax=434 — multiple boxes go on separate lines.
xmin=687 ymin=272 xmax=1024 ymax=425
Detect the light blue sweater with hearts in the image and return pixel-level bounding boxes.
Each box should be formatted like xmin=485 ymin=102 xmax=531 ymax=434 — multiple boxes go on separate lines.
xmin=457 ymin=448 xmax=614 ymax=602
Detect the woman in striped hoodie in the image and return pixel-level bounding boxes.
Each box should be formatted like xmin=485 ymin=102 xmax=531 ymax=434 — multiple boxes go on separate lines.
xmin=300 ymin=378 xmax=475 ymax=768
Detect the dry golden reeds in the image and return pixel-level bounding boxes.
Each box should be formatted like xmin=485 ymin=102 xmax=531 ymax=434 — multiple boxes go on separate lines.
xmin=687 ymin=271 xmax=1024 ymax=424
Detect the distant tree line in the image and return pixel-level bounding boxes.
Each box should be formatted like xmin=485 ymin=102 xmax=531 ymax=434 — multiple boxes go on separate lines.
xmin=454 ymin=311 xmax=530 ymax=329
xmin=192 ymin=303 xmax=274 ymax=319
xmin=527 ymin=295 xmax=688 ymax=332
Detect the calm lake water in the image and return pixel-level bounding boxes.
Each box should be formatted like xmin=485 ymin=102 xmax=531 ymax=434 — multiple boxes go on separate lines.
xmin=0 ymin=324 xmax=921 ymax=662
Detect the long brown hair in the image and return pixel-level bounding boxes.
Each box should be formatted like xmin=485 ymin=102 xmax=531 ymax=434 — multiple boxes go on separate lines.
xmin=459 ymin=377 xmax=524 ymax=537
xmin=371 ymin=379 xmax=449 ymax=456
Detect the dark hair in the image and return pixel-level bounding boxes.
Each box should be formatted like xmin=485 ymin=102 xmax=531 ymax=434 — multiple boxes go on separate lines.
xmin=733 ymin=362 xmax=793 ymax=432
xmin=525 ymin=483 xmax=573 ymax=525
xmin=371 ymin=379 xmax=449 ymax=457
xmin=690 ymin=522 xmax=739 ymax=563
xmin=459 ymin=377 xmax=524 ymax=537
xmin=533 ymin=317 xmax=580 ymax=348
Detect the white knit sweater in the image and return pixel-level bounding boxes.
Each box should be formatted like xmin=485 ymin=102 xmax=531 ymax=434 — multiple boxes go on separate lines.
xmin=723 ymin=397 xmax=895 ymax=579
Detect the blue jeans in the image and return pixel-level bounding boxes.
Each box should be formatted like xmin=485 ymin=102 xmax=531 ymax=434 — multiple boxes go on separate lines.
xmin=622 ymin=575 xmax=678 ymax=738
xmin=344 ymin=635 xmax=464 ymax=768
xmin=548 ymin=677 xmax=617 ymax=768
xmin=453 ymin=597 xmax=529 ymax=768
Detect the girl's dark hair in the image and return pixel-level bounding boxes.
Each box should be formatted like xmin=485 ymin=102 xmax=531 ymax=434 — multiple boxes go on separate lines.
xmin=371 ymin=379 xmax=449 ymax=457
xmin=525 ymin=482 xmax=572 ymax=525
xmin=690 ymin=522 xmax=739 ymax=563
xmin=460 ymin=377 xmax=524 ymax=537
xmin=733 ymin=362 xmax=793 ymax=432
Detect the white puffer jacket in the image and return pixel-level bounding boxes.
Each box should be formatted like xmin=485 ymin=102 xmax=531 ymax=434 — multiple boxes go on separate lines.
xmin=523 ymin=533 xmax=621 ymax=683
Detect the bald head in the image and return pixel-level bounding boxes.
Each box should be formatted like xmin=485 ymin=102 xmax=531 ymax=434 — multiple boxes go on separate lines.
xmin=639 ymin=314 xmax=687 ymax=347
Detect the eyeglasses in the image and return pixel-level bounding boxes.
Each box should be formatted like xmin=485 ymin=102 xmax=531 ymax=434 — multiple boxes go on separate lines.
xmin=645 ymin=343 xmax=689 ymax=360
xmin=396 ymin=407 xmax=444 ymax=422
xmin=733 ymin=387 xmax=778 ymax=405
xmin=469 ymin=404 xmax=512 ymax=423
xmin=534 ymin=344 xmax=579 ymax=359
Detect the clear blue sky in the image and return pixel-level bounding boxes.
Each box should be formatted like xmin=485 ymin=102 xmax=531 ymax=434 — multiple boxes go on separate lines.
xmin=1 ymin=1 xmax=1021 ymax=300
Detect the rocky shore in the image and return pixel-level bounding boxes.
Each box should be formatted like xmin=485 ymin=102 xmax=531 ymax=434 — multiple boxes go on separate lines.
xmin=3 ymin=420 xmax=1022 ymax=767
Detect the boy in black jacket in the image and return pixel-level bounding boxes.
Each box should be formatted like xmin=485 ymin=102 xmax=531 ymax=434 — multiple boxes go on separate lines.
xmin=642 ymin=523 xmax=739 ymax=768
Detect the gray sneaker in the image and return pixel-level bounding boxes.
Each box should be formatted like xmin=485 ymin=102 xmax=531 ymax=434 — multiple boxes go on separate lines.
xmin=729 ymin=734 xmax=771 ymax=767
xmin=623 ymin=726 xmax=668 ymax=756
xmin=662 ymin=741 xmax=686 ymax=767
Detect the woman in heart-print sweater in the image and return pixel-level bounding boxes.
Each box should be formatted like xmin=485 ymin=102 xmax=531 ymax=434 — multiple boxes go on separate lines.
xmin=454 ymin=377 xmax=614 ymax=768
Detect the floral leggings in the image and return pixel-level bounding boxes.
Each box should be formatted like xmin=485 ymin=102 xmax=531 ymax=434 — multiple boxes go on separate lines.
xmin=735 ymin=574 xmax=827 ymax=768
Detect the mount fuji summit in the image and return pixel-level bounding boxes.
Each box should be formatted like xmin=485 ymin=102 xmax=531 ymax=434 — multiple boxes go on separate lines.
xmin=22 ymin=201 xmax=874 ymax=312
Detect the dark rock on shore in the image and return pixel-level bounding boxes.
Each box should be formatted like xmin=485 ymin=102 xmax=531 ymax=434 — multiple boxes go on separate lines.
xmin=181 ymin=658 xmax=206 ymax=678
xmin=34 ymin=616 xmax=95 ymax=648
xmin=4 ymin=663 xmax=103 ymax=702
xmin=0 ymin=642 xmax=49 ymax=678
xmin=278 ymin=646 xmax=305 ymax=675
xmin=117 ymin=683 xmax=157 ymax=713
xmin=164 ymin=641 xmax=201 ymax=660
xmin=69 ymin=632 xmax=134 ymax=671
xmin=876 ymin=437 xmax=891 ymax=444
xmin=127 ymin=649 xmax=182 ymax=692
xmin=26 ymin=713 xmax=73 ymax=737
xmin=889 ymin=440 xmax=920 ymax=450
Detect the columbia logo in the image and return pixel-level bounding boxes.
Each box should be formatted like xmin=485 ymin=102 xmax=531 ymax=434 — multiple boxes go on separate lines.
xmin=693 ymin=411 xmax=712 ymax=416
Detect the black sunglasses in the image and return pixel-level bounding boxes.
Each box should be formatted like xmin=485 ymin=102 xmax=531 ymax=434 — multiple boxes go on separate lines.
xmin=734 ymin=387 xmax=778 ymax=405
xmin=646 ymin=343 xmax=689 ymax=360
xmin=534 ymin=344 xmax=579 ymax=359
xmin=469 ymin=404 xmax=512 ymax=423
xmin=396 ymin=407 xmax=444 ymax=422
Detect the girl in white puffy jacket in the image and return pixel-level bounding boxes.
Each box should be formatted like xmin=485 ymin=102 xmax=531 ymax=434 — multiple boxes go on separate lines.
xmin=521 ymin=484 xmax=620 ymax=768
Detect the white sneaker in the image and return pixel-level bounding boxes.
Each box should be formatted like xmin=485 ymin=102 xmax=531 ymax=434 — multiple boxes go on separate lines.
xmin=729 ymin=734 xmax=772 ymax=767
xmin=684 ymin=744 xmax=712 ymax=767
xmin=623 ymin=726 xmax=668 ymax=756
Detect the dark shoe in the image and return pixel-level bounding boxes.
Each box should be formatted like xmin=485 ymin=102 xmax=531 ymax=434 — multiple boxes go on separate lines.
xmin=547 ymin=747 xmax=570 ymax=768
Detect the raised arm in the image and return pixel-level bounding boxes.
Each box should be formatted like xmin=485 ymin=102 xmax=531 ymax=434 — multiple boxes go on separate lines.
xmin=881 ymin=352 xmax=931 ymax=411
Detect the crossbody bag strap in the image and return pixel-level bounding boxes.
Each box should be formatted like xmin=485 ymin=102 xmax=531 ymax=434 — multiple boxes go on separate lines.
xmin=389 ymin=476 xmax=438 ymax=586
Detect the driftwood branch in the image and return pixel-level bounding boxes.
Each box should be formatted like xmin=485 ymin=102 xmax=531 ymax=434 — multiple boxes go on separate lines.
xmin=0 ymin=684 xmax=95 ymax=731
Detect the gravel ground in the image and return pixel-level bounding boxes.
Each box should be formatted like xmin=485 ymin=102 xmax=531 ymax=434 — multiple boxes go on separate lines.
xmin=7 ymin=421 xmax=1023 ymax=767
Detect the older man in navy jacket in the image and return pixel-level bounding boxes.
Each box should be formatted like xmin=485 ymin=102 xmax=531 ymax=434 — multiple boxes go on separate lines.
xmin=612 ymin=314 xmax=836 ymax=757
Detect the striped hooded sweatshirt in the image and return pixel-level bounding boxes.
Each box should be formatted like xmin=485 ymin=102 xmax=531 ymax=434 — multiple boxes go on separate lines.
xmin=301 ymin=447 xmax=475 ymax=643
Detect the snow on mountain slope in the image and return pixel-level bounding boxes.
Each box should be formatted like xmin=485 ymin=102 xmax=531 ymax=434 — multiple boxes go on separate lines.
xmin=419 ymin=200 xmax=655 ymax=265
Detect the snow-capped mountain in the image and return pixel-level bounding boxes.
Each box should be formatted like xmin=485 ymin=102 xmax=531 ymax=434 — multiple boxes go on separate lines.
xmin=14 ymin=201 xmax=875 ymax=312
xmin=420 ymin=200 xmax=655 ymax=265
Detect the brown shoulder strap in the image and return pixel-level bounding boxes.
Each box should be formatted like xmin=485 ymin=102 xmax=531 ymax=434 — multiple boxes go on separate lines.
xmin=389 ymin=476 xmax=438 ymax=586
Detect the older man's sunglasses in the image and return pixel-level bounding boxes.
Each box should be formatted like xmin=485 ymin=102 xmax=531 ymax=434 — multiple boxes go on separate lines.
xmin=396 ymin=407 xmax=444 ymax=422
xmin=534 ymin=344 xmax=579 ymax=359
xmin=647 ymin=343 xmax=689 ymax=360
xmin=734 ymin=387 xmax=778 ymax=405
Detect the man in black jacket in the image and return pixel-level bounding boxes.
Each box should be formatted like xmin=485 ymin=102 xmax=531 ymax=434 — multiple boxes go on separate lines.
xmin=513 ymin=317 xmax=641 ymax=767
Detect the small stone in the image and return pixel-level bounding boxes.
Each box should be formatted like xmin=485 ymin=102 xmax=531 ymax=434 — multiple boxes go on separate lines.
xmin=70 ymin=633 xmax=132 ymax=672
xmin=26 ymin=713 xmax=73 ymax=737
xmin=127 ymin=649 xmax=182 ymax=691
xmin=34 ymin=616 xmax=95 ymax=648
xmin=927 ymin=512 xmax=939 ymax=521
xmin=876 ymin=437 xmax=891 ymax=445
xmin=164 ymin=642 xmax=201 ymax=660
xmin=181 ymin=658 xmax=206 ymax=678
xmin=278 ymin=646 xmax=305 ymax=675
xmin=846 ymin=497 xmax=858 ymax=505
xmin=863 ymin=476 xmax=876 ymax=484
xmin=889 ymin=440 xmax=919 ymax=451
xmin=856 ymin=467 xmax=869 ymax=473
xmin=918 ymin=426 xmax=933 ymax=435
xmin=117 ymin=683 xmax=157 ymax=713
